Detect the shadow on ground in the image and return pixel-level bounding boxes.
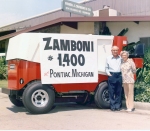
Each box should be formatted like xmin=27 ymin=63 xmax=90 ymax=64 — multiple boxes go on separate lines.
xmin=7 ymin=102 xmax=99 ymax=115
xmin=7 ymin=106 xmax=27 ymax=113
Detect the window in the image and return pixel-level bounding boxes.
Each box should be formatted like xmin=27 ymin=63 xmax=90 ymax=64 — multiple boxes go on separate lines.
xmin=140 ymin=37 xmax=150 ymax=49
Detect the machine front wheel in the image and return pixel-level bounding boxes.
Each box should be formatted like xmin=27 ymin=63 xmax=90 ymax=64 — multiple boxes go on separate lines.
xmin=23 ymin=81 xmax=55 ymax=114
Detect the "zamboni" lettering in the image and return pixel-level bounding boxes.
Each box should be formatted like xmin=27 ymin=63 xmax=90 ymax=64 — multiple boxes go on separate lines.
xmin=43 ymin=37 xmax=94 ymax=52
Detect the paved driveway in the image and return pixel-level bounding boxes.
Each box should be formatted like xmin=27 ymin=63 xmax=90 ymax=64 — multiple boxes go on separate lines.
xmin=0 ymin=90 xmax=150 ymax=130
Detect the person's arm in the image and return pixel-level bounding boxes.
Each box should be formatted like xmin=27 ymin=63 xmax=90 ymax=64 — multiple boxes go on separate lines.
xmin=130 ymin=59 xmax=136 ymax=74
xmin=105 ymin=58 xmax=111 ymax=76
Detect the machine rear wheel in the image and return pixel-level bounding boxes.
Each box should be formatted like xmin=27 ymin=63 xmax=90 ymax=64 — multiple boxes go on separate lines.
xmin=23 ymin=81 xmax=55 ymax=114
xmin=94 ymin=82 xmax=110 ymax=109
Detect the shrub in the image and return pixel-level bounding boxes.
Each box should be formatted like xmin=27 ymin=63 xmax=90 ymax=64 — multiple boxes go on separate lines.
xmin=0 ymin=57 xmax=7 ymax=80
xmin=134 ymin=82 xmax=150 ymax=103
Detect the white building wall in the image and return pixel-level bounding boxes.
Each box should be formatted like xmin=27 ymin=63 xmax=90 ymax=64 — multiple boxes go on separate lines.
xmin=60 ymin=22 xmax=94 ymax=34
xmin=107 ymin=22 xmax=150 ymax=43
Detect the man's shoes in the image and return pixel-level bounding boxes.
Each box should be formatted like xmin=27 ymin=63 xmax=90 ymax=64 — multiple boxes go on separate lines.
xmin=116 ymin=108 xmax=121 ymax=111
xmin=110 ymin=108 xmax=115 ymax=111
xmin=110 ymin=108 xmax=121 ymax=111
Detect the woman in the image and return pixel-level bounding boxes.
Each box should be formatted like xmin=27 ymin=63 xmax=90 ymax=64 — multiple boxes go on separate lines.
xmin=120 ymin=51 xmax=136 ymax=112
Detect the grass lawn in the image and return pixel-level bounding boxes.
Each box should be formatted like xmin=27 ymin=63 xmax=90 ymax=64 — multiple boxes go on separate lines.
xmin=0 ymin=80 xmax=8 ymax=88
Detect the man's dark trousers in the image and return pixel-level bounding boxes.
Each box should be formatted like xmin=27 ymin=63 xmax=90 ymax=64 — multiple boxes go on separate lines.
xmin=108 ymin=72 xmax=122 ymax=110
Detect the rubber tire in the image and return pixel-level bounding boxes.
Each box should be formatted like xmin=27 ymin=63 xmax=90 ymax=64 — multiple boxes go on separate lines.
xmin=9 ymin=95 xmax=24 ymax=107
xmin=94 ymin=82 xmax=110 ymax=109
xmin=22 ymin=81 xmax=55 ymax=114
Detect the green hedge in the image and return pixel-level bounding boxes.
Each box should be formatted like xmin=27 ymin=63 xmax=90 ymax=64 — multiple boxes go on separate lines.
xmin=134 ymin=47 xmax=150 ymax=103
xmin=134 ymin=82 xmax=150 ymax=103
xmin=0 ymin=57 xmax=7 ymax=80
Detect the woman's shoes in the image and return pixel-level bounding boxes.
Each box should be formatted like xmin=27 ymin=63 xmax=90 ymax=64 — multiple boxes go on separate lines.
xmin=127 ymin=109 xmax=132 ymax=112
xmin=126 ymin=108 xmax=135 ymax=112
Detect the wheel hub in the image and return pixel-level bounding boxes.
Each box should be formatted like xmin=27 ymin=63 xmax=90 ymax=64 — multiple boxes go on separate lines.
xmin=102 ymin=89 xmax=110 ymax=103
xmin=31 ymin=89 xmax=49 ymax=107
xmin=37 ymin=96 xmax=42 ymax=100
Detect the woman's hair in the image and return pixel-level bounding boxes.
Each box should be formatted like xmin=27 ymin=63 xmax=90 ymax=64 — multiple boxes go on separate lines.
xmin=120 ymin=51 xmax=129 ymax=57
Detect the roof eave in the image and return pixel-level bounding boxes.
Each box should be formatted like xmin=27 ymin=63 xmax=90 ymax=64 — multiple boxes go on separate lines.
xmin=1 ymin=16 xmax=150 ymax=41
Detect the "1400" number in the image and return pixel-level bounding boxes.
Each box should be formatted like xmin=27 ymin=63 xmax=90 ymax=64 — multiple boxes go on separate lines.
xmin=57 ymin=54 xmax=85 ymax=67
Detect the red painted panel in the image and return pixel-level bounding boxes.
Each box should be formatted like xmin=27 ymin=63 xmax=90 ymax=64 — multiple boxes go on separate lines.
xmin=8 ymin=60 xmax=19 ymax=89
xmin=113 ymin=36 xmax=127 ymax=53
xmin=132 ymin=58 xmax=143 ymax=68
xmin=8 ymin=60 xmax=41 ymax=90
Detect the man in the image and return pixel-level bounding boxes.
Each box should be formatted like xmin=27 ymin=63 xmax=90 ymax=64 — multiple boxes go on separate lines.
xmin=105 ymin=46 xmax=122 ymax=111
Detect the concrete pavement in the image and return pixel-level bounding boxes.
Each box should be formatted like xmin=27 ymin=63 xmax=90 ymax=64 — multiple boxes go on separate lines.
xmin=0 ymin=90 xmax=150 ymax=130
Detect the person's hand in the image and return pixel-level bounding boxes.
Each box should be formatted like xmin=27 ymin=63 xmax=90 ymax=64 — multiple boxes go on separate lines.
xmin=108 ymin=74 xmax=112 ymax=76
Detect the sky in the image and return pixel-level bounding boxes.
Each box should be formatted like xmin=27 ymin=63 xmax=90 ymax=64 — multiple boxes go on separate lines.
xmin=0 ymin=0 xmax=82 ymax=27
